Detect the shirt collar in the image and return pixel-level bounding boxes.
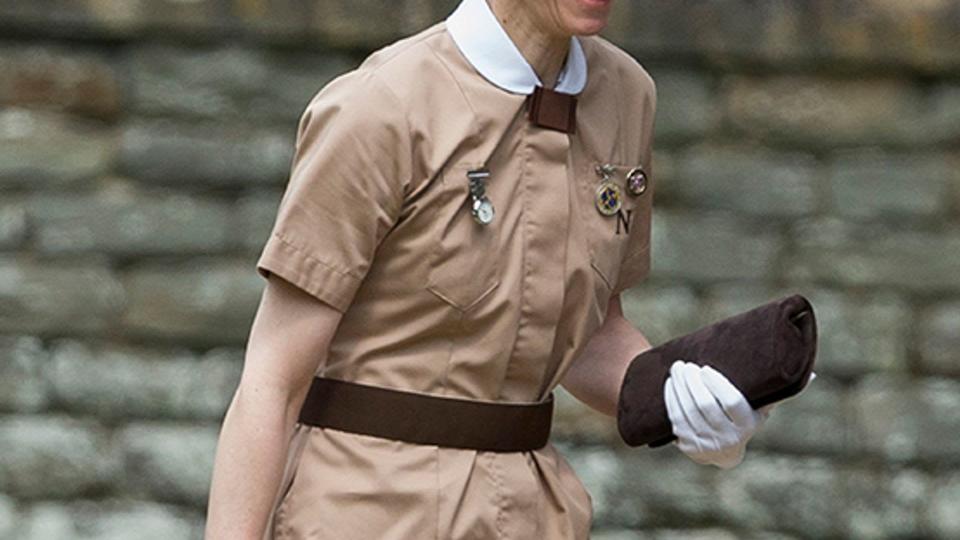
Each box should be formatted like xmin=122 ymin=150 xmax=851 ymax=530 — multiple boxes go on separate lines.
xmin=445 ymin=0 xmax=587 ymax=95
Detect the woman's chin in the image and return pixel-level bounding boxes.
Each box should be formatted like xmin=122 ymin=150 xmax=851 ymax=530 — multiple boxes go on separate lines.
xmin=568 ymin=17 xmax=609 ymax=36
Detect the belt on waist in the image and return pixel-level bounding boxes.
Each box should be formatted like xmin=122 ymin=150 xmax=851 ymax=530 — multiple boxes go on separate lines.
xmin=297 ymin=376 xmax=554 ymax=452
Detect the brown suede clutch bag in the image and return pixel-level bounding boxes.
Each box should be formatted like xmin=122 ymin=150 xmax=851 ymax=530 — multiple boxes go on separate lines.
xmin=616 ymin=294 xmax=818 ymax=448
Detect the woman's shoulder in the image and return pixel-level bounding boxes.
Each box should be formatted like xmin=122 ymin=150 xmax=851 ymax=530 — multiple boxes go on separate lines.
xmin=300 ymin=21 xmax=454 ymax=120
xmin=578 ymin=35 xmax=656 ymax=98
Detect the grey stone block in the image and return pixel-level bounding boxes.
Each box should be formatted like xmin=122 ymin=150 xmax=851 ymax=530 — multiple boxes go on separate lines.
xmin=0 ymin=494 xmax=16 ymax=540
xmin=826 ymin=151 xmax=956 ymax=220
xmin=750 ymin=374 xmax=849 ymax=456
xmin=851 ymin=375 xmax=960 ymax=464
xmin=0 ymin=415 xmax=118 ymax=498
xmin=0 ymin=257 xmax=125 ymax=334
xmin=850 ymin=375 xmax=920 ymax=462
xmin=925 ymin=84 xmax=960 ymax=145
xmin=650 ymin=209 xmax=782 ymax=282
xmin=125 ymin=44 xmax=353 ymax=123
xmin=647 ymin=69 xmax=716 ymax=143
xmin=918 ymin=302 xmax=960 ymax=376
xmin=613 ymin=0 xmax=960 ymax=72
xmin=553 ymin=387 xmax=619 ymax=445
xmin=928 ymin=472 xmax=960 ymax=539
xmin=620 ymin=283 xmax=702 ymax=347
xmin=722 ymin=76 xmax=922 ymax=148
xmin=0 ymin=109 xmax=115 ymax=188
xmin=25 ymin=184 xmax=233 ymax=256
xmin=787 ymin=218 xmax=960 ymax=293
xmin=0 ymin=44 xmax=122 ymax=120
xmin=13 ymin=499 xmax=204 ymax=540
xmin=611 ymin=449 xmax=717 ymax=527
xmin=843 ymin=467 xmax=930 ymax=540
xmin=801 ymin=288 xmax=910 ymax=380
xmin=0 ymin=202 xmax=26 ymax=249
xmin=45 ymin=339 xmax=241 ymax=421
xmin=668 ymin=145 xmax=818 ymax=217
xmin=14 ymin=502 xmax=74 ymax=540
xmin=562 ymin=445 xmax=626 ymax=525
xmin=120 ymin=259 xmax=261 ymax=345
xmin=714 ymin=454 xmax=841 ymax=538
xmin=118 ymin=120 xmax=294 ymax=187
xmin=232 ymin=189 xmax=284 ymax=255
xmin=0 ymin=335 xmax=50 ymax=413
xmin=117 ymin=422 xmax=218 ymax=505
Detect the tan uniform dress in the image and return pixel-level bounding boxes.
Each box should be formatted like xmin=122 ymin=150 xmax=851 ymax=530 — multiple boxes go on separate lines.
xmin=254 ymin=8 xmax=657 ymax=539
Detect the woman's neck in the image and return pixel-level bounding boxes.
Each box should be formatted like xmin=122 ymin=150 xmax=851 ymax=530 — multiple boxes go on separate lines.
xmin=488 ymin=0 xmax=570 ymax=89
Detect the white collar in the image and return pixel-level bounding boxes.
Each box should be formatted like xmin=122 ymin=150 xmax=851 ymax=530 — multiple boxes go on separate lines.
xmin=445 ymin=0 xmax=587 ymax=95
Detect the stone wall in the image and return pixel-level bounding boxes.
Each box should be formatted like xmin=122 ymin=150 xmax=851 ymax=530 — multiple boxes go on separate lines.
xmin=1 ymin=1 xmax=958 ymax=538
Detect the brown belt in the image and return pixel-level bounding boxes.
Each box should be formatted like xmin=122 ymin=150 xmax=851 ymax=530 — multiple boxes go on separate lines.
xmin=297 ymin=376 xmax=554 ymax=452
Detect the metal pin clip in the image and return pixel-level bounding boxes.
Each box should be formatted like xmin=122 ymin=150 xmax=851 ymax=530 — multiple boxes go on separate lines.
xmin=467 ymin=168 xmax=495 ymax=225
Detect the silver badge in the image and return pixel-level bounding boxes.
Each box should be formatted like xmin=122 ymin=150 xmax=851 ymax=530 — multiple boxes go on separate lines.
xmin=467 ymin=168 xmax=495 ymax=225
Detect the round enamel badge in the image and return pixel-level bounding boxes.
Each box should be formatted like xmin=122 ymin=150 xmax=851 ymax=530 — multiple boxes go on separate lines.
xmin=594 ymin=182 xmax=622 ymax=216
xmin=626 ymin=166 xmax=647 ymax=196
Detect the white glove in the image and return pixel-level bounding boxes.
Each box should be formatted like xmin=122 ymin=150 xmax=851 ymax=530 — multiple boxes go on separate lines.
xmin=663 ymin=360 xmax=767 ymax=469
xmin=664 ymin=361 xmax=817 ymax=469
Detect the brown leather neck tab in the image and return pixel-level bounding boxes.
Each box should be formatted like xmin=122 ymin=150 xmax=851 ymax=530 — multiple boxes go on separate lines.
xmin=527 ymin=85 xmax=577 ymax=134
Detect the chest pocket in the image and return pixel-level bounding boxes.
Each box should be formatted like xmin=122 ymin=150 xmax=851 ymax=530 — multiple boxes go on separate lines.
xmin=425 ymin=162 xmax=501 ymax=311
xmin=576 ymin=159 xmax=651 ymax=292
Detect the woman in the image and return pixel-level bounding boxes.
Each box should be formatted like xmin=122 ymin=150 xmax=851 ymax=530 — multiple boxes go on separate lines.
xmin=204 ymin=0 xmax=779 ymax=538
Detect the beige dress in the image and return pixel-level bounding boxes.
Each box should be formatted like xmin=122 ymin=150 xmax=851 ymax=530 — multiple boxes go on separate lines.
xmin=255 ymin=16 xmax=657 ymax=540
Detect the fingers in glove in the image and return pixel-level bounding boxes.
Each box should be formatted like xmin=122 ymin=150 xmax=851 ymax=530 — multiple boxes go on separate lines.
xmin=668 ymin=362 xmax=712 ymax=438
xmin=699 ymin=365 xmax=759 ymax=430
xmin=677 ymin=361 xmax=735 ymax=436
xmin=664 ymin=374 xmax=707 ymax=457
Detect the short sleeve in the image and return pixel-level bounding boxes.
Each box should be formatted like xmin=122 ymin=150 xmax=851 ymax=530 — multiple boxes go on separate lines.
xmin=256 ymin=69 xmax=411 ymax=312
xmin=613 ymin=71 xmax=657 ymax=296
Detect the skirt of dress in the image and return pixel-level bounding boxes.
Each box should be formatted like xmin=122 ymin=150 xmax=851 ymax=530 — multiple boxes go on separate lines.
xmin=262 ymin=422 xmax=594 ymax=540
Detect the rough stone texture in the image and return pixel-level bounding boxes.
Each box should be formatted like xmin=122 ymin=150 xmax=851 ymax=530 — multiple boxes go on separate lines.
xmin=118 ymin=120 xmax=294 ymax=187
xmin=118 ymin=423 xmax=219 ymax=505
xmin=0 ymin=2 xmax=958 ymax=538
xmin=918 ymin=302 xmax=960 ymax=376
xmin=0 ymin=336 xmax=50 ymax=413
xmin=0 ymin=202 xmax=27 ymax=249
xmin=826 ymin=151 xmax=958 ymax=220
xmin=851 ymin=375 xmax=960 ymax=464
xmin=0 ymin=257 xmax=125 ymax=335
xmin=553 ymin=387 xmax=620 ymax=445
xmin=650 ymin=209 xmax=782 ymax=282
xmin=644 ymin=69 xmax=716 ymax=144
xmin=12 ymin=500 xmax=204 ymax=540
xmin=610 ymin=449 xmax=718 ymax=528
xmin=928 ymin=472 xmax=960 ymax=539
xmin=620 ymin=283 xmax=701 ymax=346
xmin=125 ymin=44 xmax=353 ymax=123
xmin=0 ymin=415 xmax=118 ymax=498
xmin=45 ymin=339 xmax=241 ymax=421
xmin=723 ymin=76 xmax=924 ymax=148
xmin=0 ymin=108 xmax=115 ymax=188
xmin=787 ymin=218 xmax=960 ymax=293
xmin=749 ymin=374 xmax=849 ymax=456
xmin=665 ymin=144 xmax=819 ymax=217
xmin=843 ymin=467 xmax=930 ymax=540
xmin=232 ymin=189 xmax=284 ymax=254
xmin=121 ymin=259 xmax=261 ymax=345
xmin=0 ymin=494 xmax=17 ymax=539
xmin=25 ymin=183 xmax=234 ymax=255
xmin=714 ymin=454 xmax=842 ymax=538
xmin=0 ymin=44 xmax=122 ymax=120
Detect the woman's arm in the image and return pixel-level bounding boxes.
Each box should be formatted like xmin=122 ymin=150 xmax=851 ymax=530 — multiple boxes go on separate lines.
xmin=204 ymin=274 xmax=343 ymax=540
xmin=560 ymin=293 xmax=652 ymax=417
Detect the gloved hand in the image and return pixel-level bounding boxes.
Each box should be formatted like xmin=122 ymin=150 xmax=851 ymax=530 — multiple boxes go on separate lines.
xmin=664 ymin=361 xmax=818 ymax=469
